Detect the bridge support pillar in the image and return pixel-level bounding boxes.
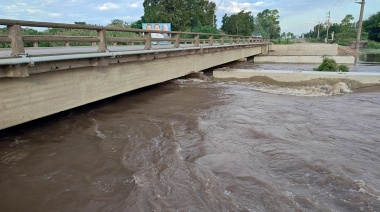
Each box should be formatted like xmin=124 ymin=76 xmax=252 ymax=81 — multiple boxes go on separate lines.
xmin=187 ymin=71 xmax=204 ymax=79
xmin=236 ymin=58 xmax=247 ymax=62
xmin=5 ymin=64 xmax=29 ymax=77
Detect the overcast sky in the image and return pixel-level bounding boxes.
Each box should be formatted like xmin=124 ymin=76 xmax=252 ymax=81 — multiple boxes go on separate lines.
xmin=1 ymin=0 xmax=379 ymax=35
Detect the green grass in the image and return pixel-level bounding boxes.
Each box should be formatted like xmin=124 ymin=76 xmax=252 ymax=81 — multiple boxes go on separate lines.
xmin=271 ymin=39 xmax=295 ymax=45
xmin=366 ymin=40 xmax=380 ymax=49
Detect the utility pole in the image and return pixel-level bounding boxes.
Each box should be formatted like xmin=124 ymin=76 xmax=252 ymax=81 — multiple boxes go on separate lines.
xmin=325 ymin=11 xmax=330 ymax=43
xmin=355 ymin=0 xmax=365 ymax=50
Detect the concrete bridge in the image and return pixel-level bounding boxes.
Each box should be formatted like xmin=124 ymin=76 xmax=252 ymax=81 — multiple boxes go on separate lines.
xmin=0 ymin=19 xmax=270 ymax=130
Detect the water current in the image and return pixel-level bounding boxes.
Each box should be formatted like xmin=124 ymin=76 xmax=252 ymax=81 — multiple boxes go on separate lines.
xmin=0 ymin=53 xmax=379 ymax=211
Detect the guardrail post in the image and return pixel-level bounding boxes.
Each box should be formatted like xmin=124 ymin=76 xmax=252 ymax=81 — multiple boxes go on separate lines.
xmin=7 ymin=25 xmax=25 ymax=56
xmin=97 ymin=30 xmax=107 ymax=52
xmin=220 ymin=36 xmax=224 ymax=45
xmin=174 ymin=34 xmax=180 ymax=48
xmin=144 ymin=32 xmax=152 ymax=49
xmin=194 ymin=35 xmax=200 ymax=47
xmin=209 ymin=35 xmax=213 ymax=46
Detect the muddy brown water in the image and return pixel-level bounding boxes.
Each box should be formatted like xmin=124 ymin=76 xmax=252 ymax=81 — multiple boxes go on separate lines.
xmin=1 ymin=74 xmax=380 ymax=211
xmin=1 ymin=50 xmax=380 ymax=211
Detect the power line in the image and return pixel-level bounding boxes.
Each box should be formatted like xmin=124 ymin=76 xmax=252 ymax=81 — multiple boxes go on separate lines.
xmin=217 ymin=0 xmax=224 ymax=10
xmin=330 ymin=0 xmax=342 ymax=14
xmin=333 ymin=1 xmax=353 ymax=19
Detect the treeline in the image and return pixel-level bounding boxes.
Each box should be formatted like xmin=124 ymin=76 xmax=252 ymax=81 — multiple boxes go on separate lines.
xmin=303 ymin=11 xmax=380 ymax=48
xmin=142 ymin=0 xmax=281 ymax=38
xmin=0 ymin=20 xmax=142 ymax=48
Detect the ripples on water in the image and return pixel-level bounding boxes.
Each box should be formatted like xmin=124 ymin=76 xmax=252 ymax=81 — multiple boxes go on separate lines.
xmin=0 ymin=77 xmax=380 ymax=211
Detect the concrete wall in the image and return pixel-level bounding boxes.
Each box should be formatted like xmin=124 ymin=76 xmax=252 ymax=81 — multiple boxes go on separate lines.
xmin=0 ymin=46 xmax=262 ymax=130
xmin=254 ymin=55 xmax=355 ymax=64
xmin=213 ymin=69 xmax=380 ymax=86
xmin=269 ymin=43 xmax=339 ymax=56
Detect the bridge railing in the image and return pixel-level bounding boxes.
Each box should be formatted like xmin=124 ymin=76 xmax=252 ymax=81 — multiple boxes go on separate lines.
xmin=0 ymin=19 xmax=270 ymax=57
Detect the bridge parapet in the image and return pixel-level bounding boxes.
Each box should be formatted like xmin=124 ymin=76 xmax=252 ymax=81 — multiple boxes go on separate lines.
xmin=0 ymin=19 xmax=269 ymax=78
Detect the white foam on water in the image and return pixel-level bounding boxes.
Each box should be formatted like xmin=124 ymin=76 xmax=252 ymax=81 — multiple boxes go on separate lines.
xmin=355 ymin=180 xmax=380 ymax=200
xmin=91 ymin=118 xmax=106 ymax=138
xmin=173 ymin=79 xmax=351 ymax=97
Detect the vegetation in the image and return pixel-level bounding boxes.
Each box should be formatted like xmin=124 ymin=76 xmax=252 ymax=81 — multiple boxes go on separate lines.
xmin=304 ymin=11 xmax=380 ymax=49
xmin=363 ymin=12 xmax=380 ymax=42
xmin=366 ymin=40 xmax=380 ymax=49
xmin=0 ymin=3 xmax=288 ymax=48
xmin=271 ymin=39 xmax=295 ymax=45
xmin=314 ymin=56 xmax=350 ymax=72
xmin=220 ymin=8 xmax=281 ymax=38
xmin=221 ymin=11 xmax=254 ymax=36
xmin=255 ymin=9 xmax=281 ymax=39
xmin=141 ymin=0 xmax=216 ymax=32
xmin=0 ymin=19 xmax=141 ymax=48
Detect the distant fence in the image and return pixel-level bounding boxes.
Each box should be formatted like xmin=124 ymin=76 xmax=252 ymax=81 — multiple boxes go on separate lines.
xmin=0 ymin=19 xmax=269 ymax=56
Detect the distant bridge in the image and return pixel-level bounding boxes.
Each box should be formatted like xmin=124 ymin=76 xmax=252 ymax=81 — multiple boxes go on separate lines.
xmin=0 ymin=19 xmax=270 ymax=130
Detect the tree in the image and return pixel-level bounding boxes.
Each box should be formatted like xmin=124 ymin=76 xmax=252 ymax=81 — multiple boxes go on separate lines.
xmin=255 ymin=9 xmax=281 ymax=39
xmin=340 ymin=14 xmax=355 ymax=31
xmin=74 ymin=22 xmax=87 ymax=25
xmin=363 ymin=12 xmax=380 ymax=42
xmin=141 ymin=0 xmax=216 ymax=31
xmin=130 ymin=20 xmax=143 ymax=29
xmin=109 ymin=19 xmax=128 ymax=27
xmin=221 ymin=11 xmax=254 ymax=36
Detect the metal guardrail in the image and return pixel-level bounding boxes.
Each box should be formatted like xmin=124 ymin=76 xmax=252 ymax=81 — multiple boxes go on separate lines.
xmin=0 ymin=19 xmax=270 ymax=56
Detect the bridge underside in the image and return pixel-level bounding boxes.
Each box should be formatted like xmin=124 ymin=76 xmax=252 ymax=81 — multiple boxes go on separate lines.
xmin=0 ymin=45 xmax=263 ymax=130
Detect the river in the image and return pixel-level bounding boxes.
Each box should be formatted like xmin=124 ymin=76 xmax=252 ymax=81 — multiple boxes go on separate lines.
xmin=0 ymin=51 xmax=379 ymax=211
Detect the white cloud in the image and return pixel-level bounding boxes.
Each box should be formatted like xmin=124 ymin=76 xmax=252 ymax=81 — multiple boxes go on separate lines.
xmin=129 ymin=3 xmax=139 ymax=8
xmin=26 ymin=8 xmax=44 ymax=14
xmin=49 ymin=13 xmax=61 ymax=17
xmin=219 ymin=1 xmax=256 ymax=13
xmin=253 ymin=1 xmax=265 ymax=6
xmin=98 ymin=2 xmax=120 ymax=10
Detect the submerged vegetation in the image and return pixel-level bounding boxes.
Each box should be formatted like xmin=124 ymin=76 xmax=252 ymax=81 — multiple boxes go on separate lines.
xmin=314 ymin=56 xmax=350 ymax=72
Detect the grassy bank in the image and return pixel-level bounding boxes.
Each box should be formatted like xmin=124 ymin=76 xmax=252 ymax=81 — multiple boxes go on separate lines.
xmin=366 ymin=41 xmax=380 ymax=49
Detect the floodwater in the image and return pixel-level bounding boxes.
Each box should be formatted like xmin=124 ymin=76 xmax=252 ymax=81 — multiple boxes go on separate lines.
xmin=0 ymin=52 xmax=380 ymax=211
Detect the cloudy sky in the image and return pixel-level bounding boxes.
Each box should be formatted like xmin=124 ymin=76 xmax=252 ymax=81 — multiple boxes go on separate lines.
xmin=1 ymin=0 xmax=379 ymax=35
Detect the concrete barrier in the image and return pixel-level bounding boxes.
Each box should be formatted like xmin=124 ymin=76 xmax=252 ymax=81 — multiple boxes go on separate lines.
xmin=254 ymin=55 xmax=355 ymax=64
xmin=269 ymin=43 xmax=339 ymax=56
xmin=213 ymin=69 xmax=380 ymax=88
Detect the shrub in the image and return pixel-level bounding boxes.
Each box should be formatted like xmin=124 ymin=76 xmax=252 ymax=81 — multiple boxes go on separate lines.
xmin=314 ymin=56 xmax=350 ymax=72
xmin=337 ymin=41 xmax=349 ymax=46
xmin=314 ymin=56 xmax=338 ymax=71
xmin=366 ymin=40 xmax=380 ymax=49
xmin=338 ymin=64 xmax=350 ymax=72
